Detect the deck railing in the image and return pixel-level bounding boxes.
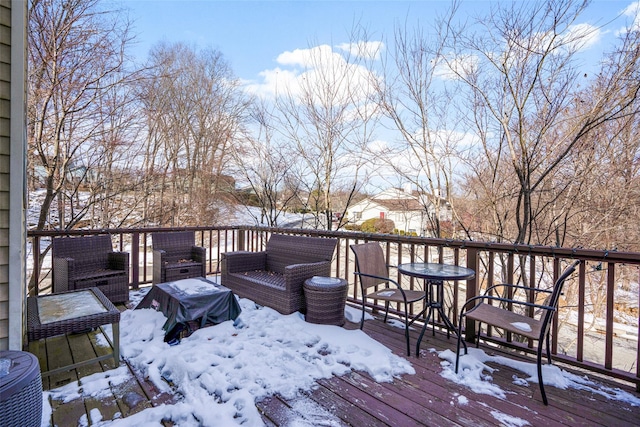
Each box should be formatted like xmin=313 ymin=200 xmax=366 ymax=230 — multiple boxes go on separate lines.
xmin=27 ymin=226 xmax=640 ymax=390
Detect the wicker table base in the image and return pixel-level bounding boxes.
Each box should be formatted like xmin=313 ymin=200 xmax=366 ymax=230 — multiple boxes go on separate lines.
xmin=26 ymin=287 xmax=120 ymax=377
xmin=304 ymin=277 xmax=348 ymax=326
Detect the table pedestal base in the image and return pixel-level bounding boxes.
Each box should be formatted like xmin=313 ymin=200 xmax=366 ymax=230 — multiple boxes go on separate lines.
xmin=415 ymin=280 xmax=459 ymax=356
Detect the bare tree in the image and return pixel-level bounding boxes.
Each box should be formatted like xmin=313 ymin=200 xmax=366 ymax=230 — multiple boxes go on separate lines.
xmin=272 ymin=41 xmax=380 ymax=230
xmin=27 ymin=0 xmax=144 ymax=293
xmin=28 ymin=0 xmax=140 ymax=231
xmin=373 ymin=7 xmax=464 ymax=238
xmin=562 ymin=100 xmax=640 ymax=251
xmin=87 ymin=73 xmax=148 ymax=229
xmin=138 ymin=42 xmax=250 ymax=226
xmin=447 ymin=0 xmax=640 ymax=245
xmin=228 ymin=101 xmax=303 ymax=227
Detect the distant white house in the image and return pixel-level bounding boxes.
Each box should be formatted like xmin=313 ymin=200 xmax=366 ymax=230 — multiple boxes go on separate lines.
xmin=348 ymin=187 xmax=451 ymax=236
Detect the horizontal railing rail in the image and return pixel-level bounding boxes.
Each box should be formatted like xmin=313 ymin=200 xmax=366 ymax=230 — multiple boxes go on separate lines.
xmin=27 ymin=226 xmax=640 ymax=390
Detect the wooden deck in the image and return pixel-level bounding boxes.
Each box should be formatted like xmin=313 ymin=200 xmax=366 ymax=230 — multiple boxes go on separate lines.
xmin=31 ymin=306 xmax=640 ymax=426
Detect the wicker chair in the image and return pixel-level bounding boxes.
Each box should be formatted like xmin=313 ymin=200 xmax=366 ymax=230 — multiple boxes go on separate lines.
xmin=455 ymin=260 xmax=580 ymax=405
xmin=221 ymin=234 xmax=338 ymax=314
xmin=152 ymin=231 xmax=206 ymax=285
xmin=350 ymin=242 xmax=426 ymax=356
xmin=52 ymin=235 xmax=129 ymax=303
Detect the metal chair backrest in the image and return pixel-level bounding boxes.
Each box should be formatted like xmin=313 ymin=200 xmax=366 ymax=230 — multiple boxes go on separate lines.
xmin=350 ymin=242 xmax=390 ymax=290
xmin=540 ymin=260 xmax=580 ymax=338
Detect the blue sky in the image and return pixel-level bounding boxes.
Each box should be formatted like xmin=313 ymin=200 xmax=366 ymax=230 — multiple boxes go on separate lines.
xmin=125 ymin=0 xmax=456 ymax=77
xmin=123 ymin=0 xmax=640 ymax=85
xmin=120 ymin=1 xmax=640 ymax=189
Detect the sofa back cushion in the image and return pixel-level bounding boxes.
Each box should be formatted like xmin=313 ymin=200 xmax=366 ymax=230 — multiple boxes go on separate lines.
xmin=266 ymin=234 xmax=337 ymax=274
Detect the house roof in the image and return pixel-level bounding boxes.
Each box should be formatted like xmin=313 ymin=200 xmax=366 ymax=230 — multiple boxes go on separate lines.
xmin=350 ymin=187 xmax=451 ymax=216
xmin=373 ymin=198 xmax=425 ymax=212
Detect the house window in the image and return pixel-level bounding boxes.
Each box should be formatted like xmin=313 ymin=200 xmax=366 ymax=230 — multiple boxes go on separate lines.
xmin=353 ymin=211 xmax=362 ymax=221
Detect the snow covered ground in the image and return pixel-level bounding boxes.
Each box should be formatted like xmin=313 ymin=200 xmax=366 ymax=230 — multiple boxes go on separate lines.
xmin=40 ymin=283 xmax=640 ymax=427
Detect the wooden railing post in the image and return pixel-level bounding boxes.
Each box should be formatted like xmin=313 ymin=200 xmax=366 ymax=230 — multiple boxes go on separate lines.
xmin=605 ymin=262 xmax=615 ymax=370
xmin=131 ymin=232 xmax=139 ymax=289
xmin=464 ymin=248 xmax=480 ymax=343
xmin=238 ymin=229 xmax=245 ymax=251
xmin=32 ymin=236 xmax=40 ymax=296
xmin=577 ymin=260 xmax=586 ymax=362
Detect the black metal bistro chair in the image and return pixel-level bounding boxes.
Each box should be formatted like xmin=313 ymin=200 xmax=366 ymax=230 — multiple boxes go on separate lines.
xmin=350 ymin=242 xmax=426 ymax=356
xmin=455 ymin=260 xmax=580 ymax=405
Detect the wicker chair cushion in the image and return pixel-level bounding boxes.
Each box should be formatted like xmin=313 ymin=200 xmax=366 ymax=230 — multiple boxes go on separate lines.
xmin=163 ymin=261 xmax=202 ymax=269
xmin=229 ymin=270 xmax=286 ymax=290
xmin=74 ymin=269 xmax=126 ymax=281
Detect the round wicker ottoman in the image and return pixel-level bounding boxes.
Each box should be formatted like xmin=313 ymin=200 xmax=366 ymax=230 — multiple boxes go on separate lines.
xmin=304 ymin=276 xmax=348 ymax=326
xmin=0 ymin=350 xmax=43 ymax=427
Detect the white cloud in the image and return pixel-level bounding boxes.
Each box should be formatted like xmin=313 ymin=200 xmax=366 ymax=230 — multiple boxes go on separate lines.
xmin=522 ymin=21 xmax=603 ymax=55
xmin=433 ymin=21 xmax=601 ymax=83
xmin=362 ymin=127 xmax=477 ymax=190
xmin=367 ymin=138 xmax=389 ymax=154
xmin=276 ymin=44 xmax=337 ymax=68
xmin=433 ymin=53 xmax=479 ymax=81
xmin=245 ymin=44 xmax=381 ymax=104
xmin=620 ymin=1 xmax=640 ymax=33
xmin=508 ymin=23 xmax=602 ymax=59
xmin=335 ymin=41 xmax=384 ymax=60
xmin=244 ymin=67 xmax=300 ymax=98
xmin=562 ymin=23 xmax=602 ymax=51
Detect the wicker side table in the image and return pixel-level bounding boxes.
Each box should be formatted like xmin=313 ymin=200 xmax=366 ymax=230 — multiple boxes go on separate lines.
xmin=304 ymin=276 xmax=348 ymax=326
xmin=0 ymin=351 xmax=43 ymax=427
xmin=27 ymin=287 xmax=120 ymax=377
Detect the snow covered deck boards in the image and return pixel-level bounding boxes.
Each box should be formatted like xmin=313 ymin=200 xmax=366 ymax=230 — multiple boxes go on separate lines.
xmin=27 ymin=304 xmax=175 ymax=426
xmin=32 ymin=309 xmax=639 ymax=426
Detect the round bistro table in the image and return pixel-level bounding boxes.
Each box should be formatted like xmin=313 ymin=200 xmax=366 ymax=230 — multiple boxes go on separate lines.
xmin=398 ymin=263 xmax=475 ymax=355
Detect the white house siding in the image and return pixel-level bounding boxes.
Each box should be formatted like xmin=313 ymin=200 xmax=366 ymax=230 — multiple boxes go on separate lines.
xmin=348 ymin=188 xmax=451 ymax=235
xmin=0 ymin=0 xmax=11 ymax=350
xmin=350 ymin=196 xmax=427 ymax=234
xmin=0 ymin=0 xmax=26 ymax=351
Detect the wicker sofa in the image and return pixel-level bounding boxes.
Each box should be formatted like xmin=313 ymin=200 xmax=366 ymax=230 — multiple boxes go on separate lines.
xmin=52 ymin=235 xmax=129 ymax=303
xmin=221 ymin=234 xmax=338 ymax=314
